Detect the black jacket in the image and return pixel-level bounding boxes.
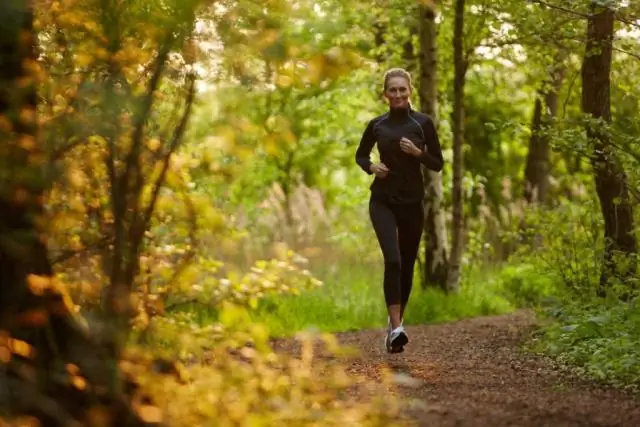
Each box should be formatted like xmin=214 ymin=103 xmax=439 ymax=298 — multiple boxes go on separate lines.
xmin=355 ymin=106 xmax=444 ymax=204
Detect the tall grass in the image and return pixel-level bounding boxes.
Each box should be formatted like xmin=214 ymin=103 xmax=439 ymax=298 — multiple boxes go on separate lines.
xmin=246 ymin=258 xmax=543 ymax=338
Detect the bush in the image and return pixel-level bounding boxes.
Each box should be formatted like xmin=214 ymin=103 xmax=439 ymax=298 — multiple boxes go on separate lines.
xmin=135 ymin=304 xmax=409 ymax=427
xmin=517 ymin=196 xmax=640 ymax=391
xmin=530 ymin=299 xmax=640 ymax=391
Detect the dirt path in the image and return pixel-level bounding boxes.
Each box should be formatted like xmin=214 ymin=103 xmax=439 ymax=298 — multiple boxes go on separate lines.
xmin=272 ymin=310 xmax=640 ymax=427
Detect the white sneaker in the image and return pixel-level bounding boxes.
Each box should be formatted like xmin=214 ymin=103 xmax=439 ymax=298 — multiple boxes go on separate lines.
xmin=384 ymin=318 xmax=408 ymax=353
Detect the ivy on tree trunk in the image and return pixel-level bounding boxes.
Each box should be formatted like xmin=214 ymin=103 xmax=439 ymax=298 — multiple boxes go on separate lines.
xmin=581 ymin=3 xmax=637 ymax=298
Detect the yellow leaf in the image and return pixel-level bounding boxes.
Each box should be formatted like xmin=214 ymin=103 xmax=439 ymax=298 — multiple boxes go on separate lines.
xmin=71 ymin=375 xmax=87 ymax=390
xmin=75 ymin=52 xmax=93 ymax=68
xmin=147 ymin=138 xmax=161 ymax=152
xmin=27 ymin=274 xmax=53 ymax=295
xmin=9 ymin=338 xmax=33 ymax=359
xmin=18 ymin=135 xmax=35 ymax=150
xmin=66 ymin=363 xmax=80 ymax=375
xmin=137 ymin=405 xmax=163 ymax=424
xmin=67 ymin=167 xmax=86 ymax=188
xmin=276 ymin=73 xmax=293 ymax=88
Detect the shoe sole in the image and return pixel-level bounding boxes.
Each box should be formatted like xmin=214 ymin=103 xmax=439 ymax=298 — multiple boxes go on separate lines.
xmin=392 ymin=332 xmax=409 ymax=348
xmin=386 ymin=332 xmax=408 ymax=353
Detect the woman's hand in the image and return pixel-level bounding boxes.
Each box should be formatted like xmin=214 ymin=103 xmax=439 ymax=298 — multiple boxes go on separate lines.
xmin=370 ymin=162 xmax=389 ymax=178
xmin=400 ymin=137 xmax=422 ymax=157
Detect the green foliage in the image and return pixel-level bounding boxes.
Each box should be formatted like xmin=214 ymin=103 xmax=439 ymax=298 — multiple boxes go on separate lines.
xmin=514 ymin=195 xmax=640 ymax=390
xmin=520 ymin=200 xmax=604 ymax=298
xmin=161 ymin=251 xmax=323 ymax=318
xmin=10 ymin=0 xmax=640 ymax=423
xmin=531 ymin=300 xmax=640 ymax=392
xmin=227 ymin=260 xmax=555 ymax=338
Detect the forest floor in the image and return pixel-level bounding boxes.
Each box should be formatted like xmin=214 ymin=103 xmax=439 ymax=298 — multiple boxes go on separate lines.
xmin=271 ymin=310 xmax=640 ymax=427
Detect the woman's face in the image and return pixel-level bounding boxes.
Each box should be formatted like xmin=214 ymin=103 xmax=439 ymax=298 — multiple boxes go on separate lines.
xmin=384 ymin=76 xmax=411 ymax=109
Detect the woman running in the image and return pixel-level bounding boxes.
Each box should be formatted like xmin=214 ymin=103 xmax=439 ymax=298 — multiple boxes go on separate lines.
xmin=355 ymin=68 xmax=444 ymax=353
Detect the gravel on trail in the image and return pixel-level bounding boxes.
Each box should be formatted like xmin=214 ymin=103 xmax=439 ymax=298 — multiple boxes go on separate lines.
xmin=271 ymin=310 xmax=640 ymax=427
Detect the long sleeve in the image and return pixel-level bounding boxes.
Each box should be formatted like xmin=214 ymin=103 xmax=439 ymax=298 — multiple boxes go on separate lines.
xmin=419 ymin=116 xmax=444 ymax=172
xmin=355 ymin=119 xmax=376 ymax=175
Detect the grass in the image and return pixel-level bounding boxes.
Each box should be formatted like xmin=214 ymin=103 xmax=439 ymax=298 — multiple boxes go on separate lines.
xmin=166 ymin=252 xmax=558 ymax=339
xmin=246 ymin=259 xmax=535 ymax=338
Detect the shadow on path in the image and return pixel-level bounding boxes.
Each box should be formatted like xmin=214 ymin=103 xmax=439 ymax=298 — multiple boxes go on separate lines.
xmin=273 ymin=310 xmax=640 ymax=427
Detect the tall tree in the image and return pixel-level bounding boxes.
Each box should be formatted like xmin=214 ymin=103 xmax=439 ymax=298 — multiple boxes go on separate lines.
xmin=581 ymin=2 xmax=637 ymax=297
xmin=524 ymin=59 xmax=566 ymax=205
xmin=418 ymin=0 xmax=449 ymax=290
xmin=447 ymin=0 xmax=467 ymax=291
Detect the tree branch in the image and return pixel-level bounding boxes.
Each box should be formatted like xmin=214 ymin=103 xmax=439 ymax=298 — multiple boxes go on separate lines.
xmin=616 ymin=13 xmax=640 ymax=30
xmin=125 ymin=35 xmax=174 ymax=237
xmin=528 ymin=0 xmax=590 ymax=19
xmin=614 ymin=46 xmax=640 ymax=61
xmin=137 ymin=71 xmax=197 ymax=248
xmin=50 ymin=236 xmax=111 ymax=265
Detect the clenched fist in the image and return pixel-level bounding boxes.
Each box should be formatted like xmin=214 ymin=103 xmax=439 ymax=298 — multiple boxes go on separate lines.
xmin=400 ymin=137 xmax=422 ymax=157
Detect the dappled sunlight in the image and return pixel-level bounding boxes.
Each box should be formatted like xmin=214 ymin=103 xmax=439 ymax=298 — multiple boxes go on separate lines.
xmin=0 ymin=0 xmax=640 ymax=425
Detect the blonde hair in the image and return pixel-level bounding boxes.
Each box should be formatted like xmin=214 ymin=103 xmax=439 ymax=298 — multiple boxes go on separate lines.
xmin=383 ymin=68 xmax=413 ymax=91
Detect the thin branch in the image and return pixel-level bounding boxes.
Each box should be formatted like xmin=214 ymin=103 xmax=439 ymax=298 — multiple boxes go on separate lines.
xmin=562 ymin=68 xmax=581 ymax=120
xmin=531 ymin=0 xmax=640 ymax=30
xmin=616 ymin=13 xmax=640 ymax=30
xmin=528 ymin=0 xmax=590 ymax=19
xmin=51 ymin=236 xmax=111 ymax=265
xmin=124 ymin=34 xmax=174 ymax=234
xmin=614 ymin=46 xmax=640 ymax=61
xmin=137 ymin=71 xmax=197 ymax=246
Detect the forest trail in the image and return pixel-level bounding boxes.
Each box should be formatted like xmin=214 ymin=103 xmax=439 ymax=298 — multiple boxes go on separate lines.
xmin=272 ymin=311 xmax=640 ymax=427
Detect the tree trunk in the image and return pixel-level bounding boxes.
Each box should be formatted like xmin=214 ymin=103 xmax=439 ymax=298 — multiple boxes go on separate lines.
xmin=373 ymin=12 xmax=386 ymax=65
xmin=524 ymin=63 xmax=565 ymax=205
xmin=418 ymin=1 xmax=449 ymax=290
xmin=0 ymin=2 xmax=153 ymax=424
xmin=581 ymin=3 xmax=637 ymax=298
xmin=447 ymin=0 xmax=467 ymax=292
xmin=403 ymin=2 xmax=419 ymax=76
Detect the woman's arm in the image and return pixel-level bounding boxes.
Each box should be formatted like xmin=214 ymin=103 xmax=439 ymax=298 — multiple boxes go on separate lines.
xmin=419 ymin=116 xmax=444 ymax=172
xmin=355 ymin=119 xmax=376 ymax=175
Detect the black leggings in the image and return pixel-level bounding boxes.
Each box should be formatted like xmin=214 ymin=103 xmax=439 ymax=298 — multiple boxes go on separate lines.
xmin=369 ymin=199 xmax=424 ymax=308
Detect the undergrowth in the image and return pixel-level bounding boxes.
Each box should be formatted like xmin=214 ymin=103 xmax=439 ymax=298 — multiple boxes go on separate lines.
xmin=136 ymin=303 xmax=407 ymax=427
xmin=519 ymin=199 xmax=640 ymax=392
xmin=530 ymin=299 xmax=640 ymax=392
xmin=173 ymin=257 xmax=558 ymax=338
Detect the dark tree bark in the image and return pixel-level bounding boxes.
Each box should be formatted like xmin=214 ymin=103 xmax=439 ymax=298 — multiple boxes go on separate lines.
xmin=418 ymin=1 xmax=449 ymax=290
xmin=524 ymin=63 xmax=565 ymax=205
xmin=373 ymin=14 xmax=386 ymax=66
xmin=403 ymin=2 xmax=419 ymax=76
xmin=581 ymin=3 xmax=637 ymax=297
xmin=447 ymin=0 xmax=467 ymax=292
